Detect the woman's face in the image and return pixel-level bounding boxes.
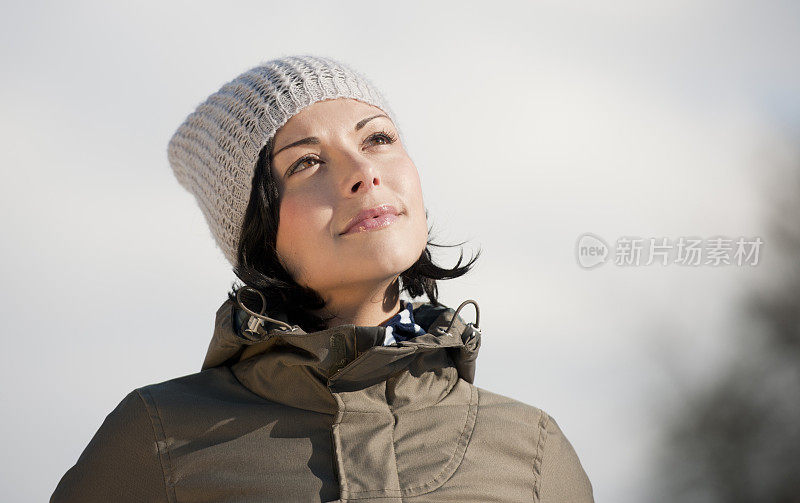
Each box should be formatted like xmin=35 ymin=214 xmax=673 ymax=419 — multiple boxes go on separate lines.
xmin=270 ymin=98 xmax=428 ymax=302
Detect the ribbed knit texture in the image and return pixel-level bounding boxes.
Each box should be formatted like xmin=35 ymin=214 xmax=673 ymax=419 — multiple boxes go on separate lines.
xmin=166 ymin=55 xmax=401 ymax=267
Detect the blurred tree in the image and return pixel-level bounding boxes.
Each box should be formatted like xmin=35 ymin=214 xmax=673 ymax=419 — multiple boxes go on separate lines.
xmin=653 ymin=144 xmax=800 ymax=503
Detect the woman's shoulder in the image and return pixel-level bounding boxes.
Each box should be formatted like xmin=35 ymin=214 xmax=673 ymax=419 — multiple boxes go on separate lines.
xmin=472 ymin=384 xmax=550 ymax=421
xmin=134 ymin=366 xmax=244 ymax=400
xmin=50 ymin=388 xmax=168 ymax=502
xmin=132 ymin=365 xmax=277 ymax=416
xmin=52 ymin=369 xmax=244 ymax=502
xmin=471 ymin=385 xmax=595 ymax=503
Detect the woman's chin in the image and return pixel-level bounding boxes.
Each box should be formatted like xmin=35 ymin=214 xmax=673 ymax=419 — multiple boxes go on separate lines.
xmin=339 ymin=249 xmax=418 ymax=276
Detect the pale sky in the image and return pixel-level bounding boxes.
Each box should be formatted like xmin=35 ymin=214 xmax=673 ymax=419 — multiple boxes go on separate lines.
xmin=2 ymin=1 xmax=799 ymax=501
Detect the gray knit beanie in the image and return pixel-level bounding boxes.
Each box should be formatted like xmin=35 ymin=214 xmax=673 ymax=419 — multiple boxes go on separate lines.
xmin=166 ymin=55 xmax=401 ymax=267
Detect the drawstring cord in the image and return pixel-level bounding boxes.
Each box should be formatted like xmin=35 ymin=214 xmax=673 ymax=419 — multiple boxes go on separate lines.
xmin=236 ymin=286 xmax=478 ymax=341
xmin=443 ymin=299 xmax=481 ymax=335
xmin=235 ymin=286 xmax=297 ymax=338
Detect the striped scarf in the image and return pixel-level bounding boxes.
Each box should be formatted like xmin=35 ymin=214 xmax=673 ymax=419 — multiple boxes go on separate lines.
xmin=380 ymin=299 xmax=426 ymax=346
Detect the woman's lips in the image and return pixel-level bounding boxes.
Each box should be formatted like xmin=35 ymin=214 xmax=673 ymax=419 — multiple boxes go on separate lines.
xmin=340 ymin=203 xmax=401 ymax=235
xmin=341 ymin=212 xmax=400 ymax=235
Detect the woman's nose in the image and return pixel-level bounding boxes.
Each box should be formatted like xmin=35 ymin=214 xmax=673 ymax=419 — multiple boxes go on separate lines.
xmin=339 ymin=156 xmax=381 ymax=195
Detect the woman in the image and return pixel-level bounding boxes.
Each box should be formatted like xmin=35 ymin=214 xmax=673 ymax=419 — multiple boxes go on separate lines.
xmin=50 ymin=55 xmax=594 ymax=503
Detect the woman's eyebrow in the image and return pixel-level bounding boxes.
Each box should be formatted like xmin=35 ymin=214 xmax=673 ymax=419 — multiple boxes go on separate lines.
xmin=355 ymin=113 xmax=390 ymax=131
xmin=273 ymin=114 xmax=391 ymax=158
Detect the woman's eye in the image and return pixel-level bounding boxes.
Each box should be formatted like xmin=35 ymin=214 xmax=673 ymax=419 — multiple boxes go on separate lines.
xmin=287 ymin=132 xmax=397 ymax=177
xmin=366 ymin=130 xmax=397 ymax=147
xmin=288 ymin=156 xmax=320 ymax=176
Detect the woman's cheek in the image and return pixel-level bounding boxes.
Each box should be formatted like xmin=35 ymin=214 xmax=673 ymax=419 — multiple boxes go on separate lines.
xmin=278 ymin=192 xmax=333 ymax=251
xmin=278 ymin=195 xmax=304 ymax=240
xmin=275 ymin=195 xmax=312 ymax=271
xmin=398 ymin=163 xmax=425 ymax=214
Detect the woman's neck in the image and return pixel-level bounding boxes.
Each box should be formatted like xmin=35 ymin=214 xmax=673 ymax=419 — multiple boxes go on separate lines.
xmin=313 ymin=277 xmax=403 ymax=328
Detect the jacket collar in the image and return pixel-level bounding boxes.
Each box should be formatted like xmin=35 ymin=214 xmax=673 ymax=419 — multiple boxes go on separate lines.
xmin=201 ymin=296 xmax=481 ymax=414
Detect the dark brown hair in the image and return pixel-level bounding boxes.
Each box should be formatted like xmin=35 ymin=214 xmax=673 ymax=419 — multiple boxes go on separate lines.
xmin=227 ymin=137 xmax=480 ymax=332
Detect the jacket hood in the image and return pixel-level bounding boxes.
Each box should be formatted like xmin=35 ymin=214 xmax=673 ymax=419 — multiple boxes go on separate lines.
xmin=201 ymin=294 xmax=482 ymax=414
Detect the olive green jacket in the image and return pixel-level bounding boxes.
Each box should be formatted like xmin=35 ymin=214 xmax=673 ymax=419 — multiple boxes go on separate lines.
xmin=51 ymin=297 xmax=594 ymax=502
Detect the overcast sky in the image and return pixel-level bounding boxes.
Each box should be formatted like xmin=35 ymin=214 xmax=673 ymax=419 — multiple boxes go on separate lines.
xmin=2 ymin=1 xmax=799 ymax=501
